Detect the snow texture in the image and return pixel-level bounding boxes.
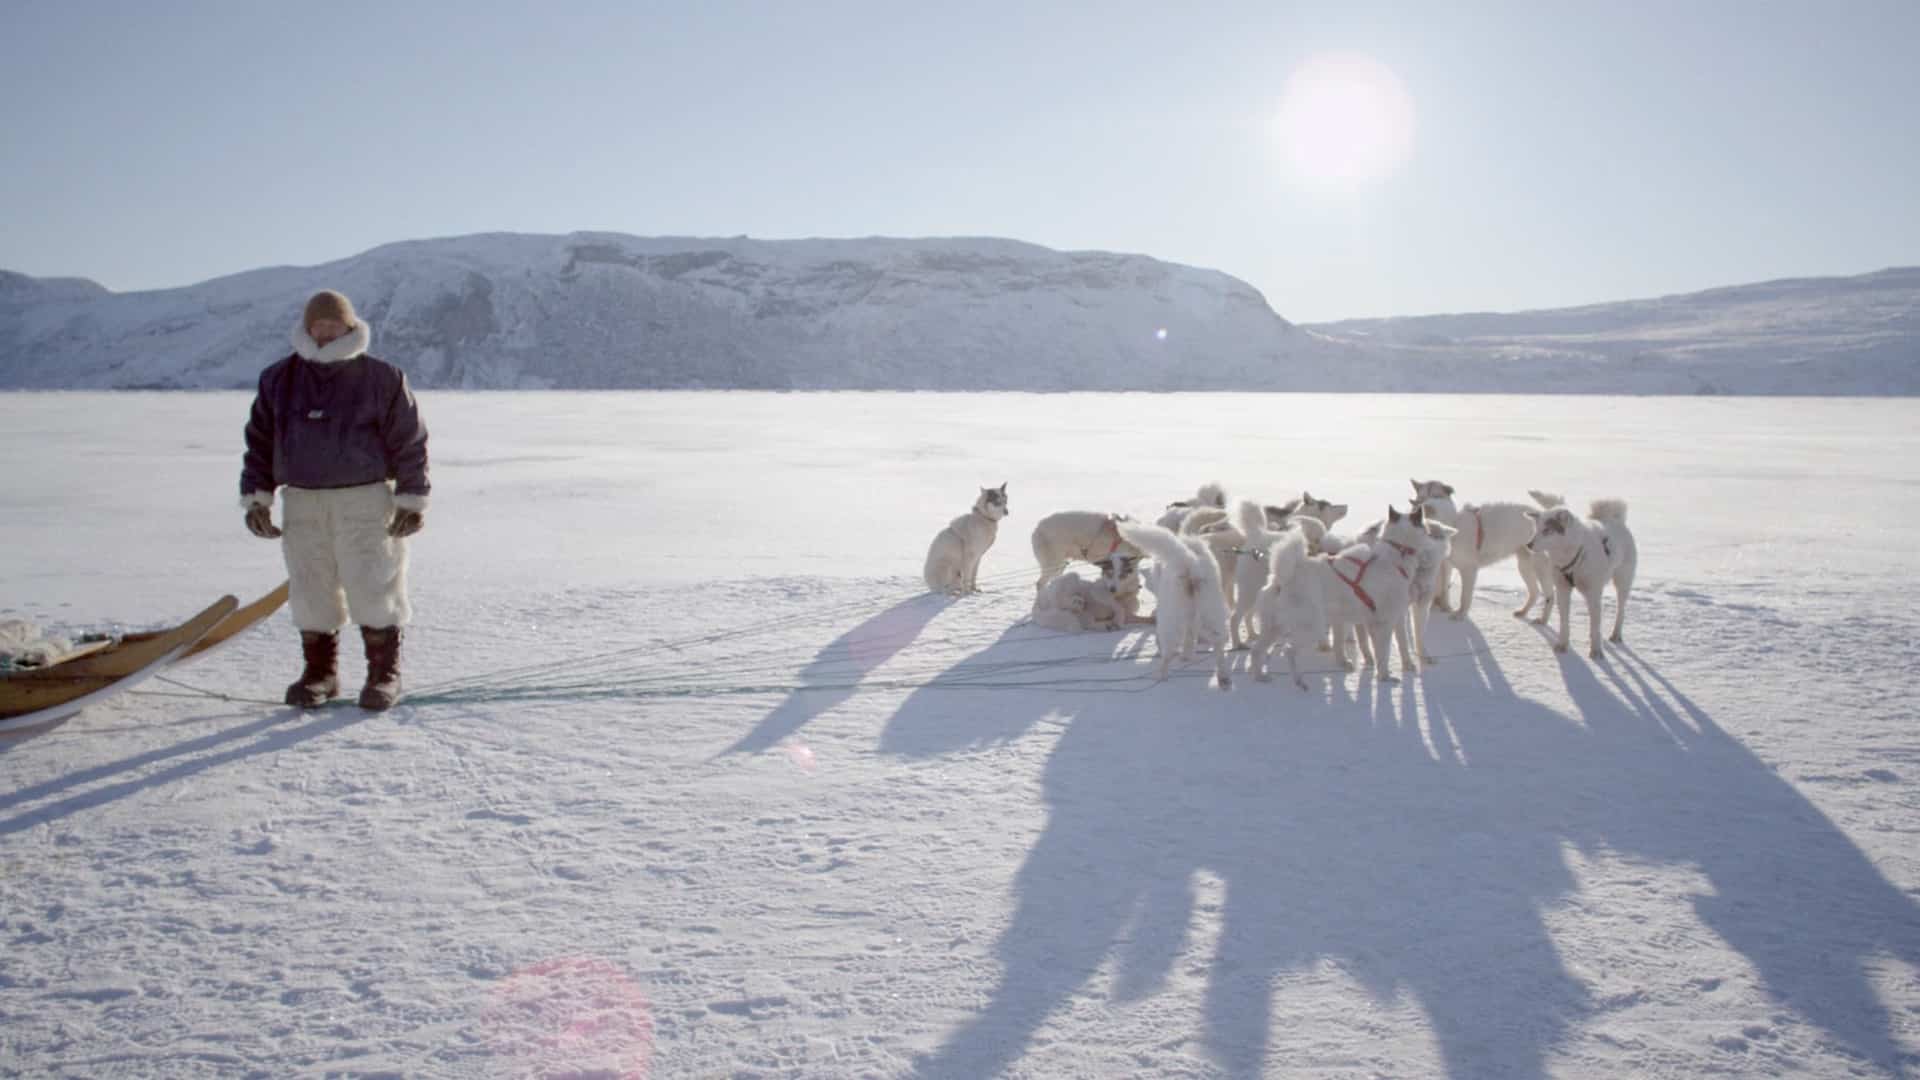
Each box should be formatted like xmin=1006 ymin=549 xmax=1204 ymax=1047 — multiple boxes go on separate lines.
xmin=2 ymin=392 xmax=1919 ymax=1079
xmin=2 ymin=235 xmax=1914 ymax=393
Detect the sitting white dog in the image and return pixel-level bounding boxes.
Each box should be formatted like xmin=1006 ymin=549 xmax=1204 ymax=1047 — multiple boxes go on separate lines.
xmin=1117 ymin=521 xmax=1232 ymax=689
xmin=923 ymin=483 xmax=1009 ymax=595
xmin=1524 ymin=499 xmax=1638 ymax=659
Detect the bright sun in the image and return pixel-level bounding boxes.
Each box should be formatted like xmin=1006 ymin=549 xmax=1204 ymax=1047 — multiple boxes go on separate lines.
xmin=1271 ymin=52 xmax=1415 ymax=190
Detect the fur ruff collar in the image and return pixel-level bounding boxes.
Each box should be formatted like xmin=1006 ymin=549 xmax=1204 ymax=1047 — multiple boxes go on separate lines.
xmin=291 ymin=319 xmax=371 ymax=364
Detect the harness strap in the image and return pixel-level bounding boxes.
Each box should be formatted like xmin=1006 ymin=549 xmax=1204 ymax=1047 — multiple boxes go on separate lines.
xmin=1332 ymin=554 xmax=1379 ymax=612
xmin=1473 ymin=509 xmax=1485 ymax=552
xmin=1559 ymin=547 xmax=1586 ymax=587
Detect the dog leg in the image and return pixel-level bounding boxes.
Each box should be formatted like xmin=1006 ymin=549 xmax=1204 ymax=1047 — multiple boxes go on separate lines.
xmin=1395 ymin=610 xmax=1418 ymax=673
xmin=1370 ymin=622 xmax=1399 ymax=683
xmin=1608 ymin=576 xmax=1631 ymax=644
xmin=1433 ymin=566 xmax=1455 ymax=613
xmin=1552 ymin=580 xmax=1573 ymax=653
xmin=1585 ymin=584 xmax=1606 ymax=659
xmin=1287 ymin=642 xmax=1310 ymax=692
xmin=1450 ymin=563 xmax=1480 ymax=621
xmin=1249 ymin=626 xmax=1274 ymax=682
xmin=1514 ymin=554 xmax=1542 ymax=618
xmin=1413 ymin=596 xmax=1438 ymax=666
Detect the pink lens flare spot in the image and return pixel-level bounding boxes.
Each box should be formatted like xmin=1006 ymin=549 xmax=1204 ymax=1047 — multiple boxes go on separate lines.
xmin=786 ymin=743 xmax=818 ymax=772
xmin=481 ymin=956 xmax=654 ymax=1079
xmin=1155 ymin=327 xmax=1169 ymax=341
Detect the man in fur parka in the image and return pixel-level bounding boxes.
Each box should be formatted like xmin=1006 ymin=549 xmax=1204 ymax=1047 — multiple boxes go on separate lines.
xmin=240 ymin=290 xmax=430 ymax=711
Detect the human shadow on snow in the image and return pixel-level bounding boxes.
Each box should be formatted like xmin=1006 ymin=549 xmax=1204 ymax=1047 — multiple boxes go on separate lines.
xmin=881 ymin=622 xmax=1920 ymax=1079
xmin=0 ymin=708 xmax=361 ymax=836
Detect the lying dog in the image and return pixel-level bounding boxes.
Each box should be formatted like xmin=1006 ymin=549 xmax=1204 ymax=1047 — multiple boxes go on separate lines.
xmin=1525 ymin=499 xmax=1638 ymax=659
xmin=1118 ymin=521 xmax=1232 ymax=689
xmin=923 ymin=483 xmax=1009 ymax=595
xmin=1031 ymin=511 xmax=1139 ymax=593
xmin=1409 ymin=480 xmax=1540 ymax=621
xmin=1092 ymin=552 xmax=1153 ymax=625
xmin=1031 ymin=569 xmax=1128 ymax=632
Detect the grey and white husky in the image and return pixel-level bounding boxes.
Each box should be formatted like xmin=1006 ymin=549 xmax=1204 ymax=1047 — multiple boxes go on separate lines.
xmin=923 ymin=483 xmax=1009 ymax=595
xmin=1524 ymin=499 xmax=1638 ymax=659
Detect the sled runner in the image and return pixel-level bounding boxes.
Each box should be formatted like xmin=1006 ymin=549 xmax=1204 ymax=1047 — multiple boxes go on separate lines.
xmin=0 ymin=594 xmax=240 ymax=733
xmin=158 ymin=581 xmax=289 ymax=665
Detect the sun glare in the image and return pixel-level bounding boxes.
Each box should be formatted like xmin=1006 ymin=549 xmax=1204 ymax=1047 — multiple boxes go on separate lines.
xmin=1271 ymin=52 xmax=1415 ymax=190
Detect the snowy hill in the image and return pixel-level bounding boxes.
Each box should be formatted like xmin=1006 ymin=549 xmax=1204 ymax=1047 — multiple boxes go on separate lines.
xmin=1 ymin=234 xmax=1914 ymax=392
xmin=0 ymin=233 xmax=1323 ymax=391
xmin=1306 ymin=268 xmax=1920 ymax=395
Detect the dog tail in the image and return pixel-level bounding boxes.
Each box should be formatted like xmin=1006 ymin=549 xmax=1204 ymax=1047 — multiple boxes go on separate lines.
xmin=1529 ymin=489 xmax=1565 ymax=510
xmin=1263 ymin=531 xmax=1311 ymax=592
xmin=1234 ymin=499 xmax=1269 ymax=542
xmin=1589 ymin=498 xmax=1628 ymax=523
xmin=1117 ymin=521 xmax=1192 ymax=574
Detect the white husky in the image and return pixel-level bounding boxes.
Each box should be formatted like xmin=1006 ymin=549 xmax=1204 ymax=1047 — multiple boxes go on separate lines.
xmin=1031 ymin=569 xmax=1127 ymax=632
xmin=1410 ymin=479 xmax=1542 ymax=621
xmin=1117 ymin=521 xmax=1232 ymax=689
xmin=1251 ymin=507 xmax=1428 ymax=687
xmin=1525 ymin=499 xmax=1638 ymax=659
xmin=1226 ymin=500 xmax=1327 ymax=649
xmin=1031 ymin=511 xmax=1139 ymax=593
xmin=923 ymin=483 xmax=1009 ymax=594
xmin=1399 ymin=514 xmax=1459 ymax=670
xmin=1513 ymin=489 xmax=1566 ymax=623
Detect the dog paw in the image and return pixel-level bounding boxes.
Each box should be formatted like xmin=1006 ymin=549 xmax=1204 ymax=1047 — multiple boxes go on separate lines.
xmin=1531 ymin=616 xmax=1549 ymax=625
xmin=1254 ymin=672 xmax=1274 ymax=684
xmin=1589 ymin=647 xmax=1605 ymax=660
xmin=1293 ymin=678 xmax=1310 ymax=691
xmin=1553 ymin=642 xmax=1569 ymax=654
xmin=1378 ymin=674 xmax=1400 ymax=685
xmin=1608 ymin=632 xmax=1624 ymax=644
xmin=1215 ymin=677 xmax=1232 ymax=692
xmin=1420 ymin=654 xmax=1438 ymax=666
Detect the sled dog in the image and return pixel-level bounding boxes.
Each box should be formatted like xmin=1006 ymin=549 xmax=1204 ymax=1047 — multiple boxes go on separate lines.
xmin=1525 ymin=499 xmax=1638 ymax=659
xmin=923 ymin=483 xmax=1008 ymax=594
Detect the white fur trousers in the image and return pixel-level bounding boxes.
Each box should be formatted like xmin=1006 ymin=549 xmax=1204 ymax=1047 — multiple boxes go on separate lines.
xmin=280 ymin=483 xmax=411 ymax=632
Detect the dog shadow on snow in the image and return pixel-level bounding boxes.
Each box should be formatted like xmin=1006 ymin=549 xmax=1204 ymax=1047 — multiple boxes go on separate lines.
xmin=721 ymin=592 xmax=957 ymax=757
xmin=878 ymin=623 xmax=1920 ymax=1079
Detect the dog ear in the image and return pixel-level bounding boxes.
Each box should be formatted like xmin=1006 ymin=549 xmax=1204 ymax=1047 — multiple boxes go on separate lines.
xmin=1410 ymin=478 xmax=1422 ymax=493
xmin=1442 ymin=484 xmax=1455 ymax=497
xmin=1388 ymin=505 xmax=1401 ymax=522
xmin=1410 ymin=505 xmax=1424 ymax=526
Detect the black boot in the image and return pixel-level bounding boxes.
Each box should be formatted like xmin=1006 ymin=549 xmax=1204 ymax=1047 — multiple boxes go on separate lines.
xmin=358 ymin=626 xmax=403 ymax=711
xmin=284 ymin=631 xmax=339 ymax=708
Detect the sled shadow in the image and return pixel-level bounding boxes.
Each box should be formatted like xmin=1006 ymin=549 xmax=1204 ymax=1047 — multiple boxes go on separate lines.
xmin=722 ymin=592 xmax=954 ymax=756
xmin=886 ymin=621 xmax=1920 ymax=1079
xmin=0 ymin=708 xmax=360 ymax=836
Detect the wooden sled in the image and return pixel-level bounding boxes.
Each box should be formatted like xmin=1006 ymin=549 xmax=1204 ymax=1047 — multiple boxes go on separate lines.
xmin=162 ymin=580 xmax=289 ymax=666
xmin=0 ymin=595 xmax=240 ymax=733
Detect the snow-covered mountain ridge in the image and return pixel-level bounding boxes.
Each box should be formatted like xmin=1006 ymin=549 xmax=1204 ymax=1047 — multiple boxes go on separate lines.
xmin=1 ymin=233 xmax=1913 ymax=392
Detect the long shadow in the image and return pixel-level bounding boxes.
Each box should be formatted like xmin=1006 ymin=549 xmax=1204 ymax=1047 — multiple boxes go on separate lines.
xmin=722 ymin=592 xmax=953 ymax=756
xmin=884 ymin=621 xmax=1920 ymax=1078
xmin=0 ymin=708 xmax=360 ymax=836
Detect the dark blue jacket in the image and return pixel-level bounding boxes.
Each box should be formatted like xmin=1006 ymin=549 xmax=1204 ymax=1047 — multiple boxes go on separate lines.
xmin=240 ymin=354 xmax=430 ymax=499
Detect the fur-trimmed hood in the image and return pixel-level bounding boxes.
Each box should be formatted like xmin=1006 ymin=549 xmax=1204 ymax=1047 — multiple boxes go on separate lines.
xmin=291 ymin=319 xmax=371 ymax=364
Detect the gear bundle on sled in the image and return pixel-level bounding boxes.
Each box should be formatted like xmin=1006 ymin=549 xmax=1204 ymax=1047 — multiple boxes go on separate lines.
xmin=0 ymin=583 xmax=289 ymax=733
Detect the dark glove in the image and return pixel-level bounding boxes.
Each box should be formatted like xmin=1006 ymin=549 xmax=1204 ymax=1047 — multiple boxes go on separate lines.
xmin=388 ymin=509 xmax=425 ymax=538
xmin=245 ymin=503 xmax=281 ymax=539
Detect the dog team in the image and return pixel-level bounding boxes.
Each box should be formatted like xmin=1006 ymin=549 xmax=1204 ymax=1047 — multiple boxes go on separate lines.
xmin=923 ymin=478 xmax=1638 ymax=691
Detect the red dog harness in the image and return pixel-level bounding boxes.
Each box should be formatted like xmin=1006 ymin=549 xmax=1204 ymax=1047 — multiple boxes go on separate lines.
xmin=1331 ymin=545 xmax=1412 ymax=613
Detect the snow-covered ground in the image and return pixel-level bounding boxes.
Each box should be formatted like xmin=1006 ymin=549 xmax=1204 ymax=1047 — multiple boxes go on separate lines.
xmin=3 ymin=391 xmax=1919 ymax=1079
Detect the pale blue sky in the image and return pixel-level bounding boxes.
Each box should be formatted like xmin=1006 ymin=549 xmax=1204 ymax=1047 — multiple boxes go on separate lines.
xmin=2 ymin=1 xmax=1915 ymax=321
